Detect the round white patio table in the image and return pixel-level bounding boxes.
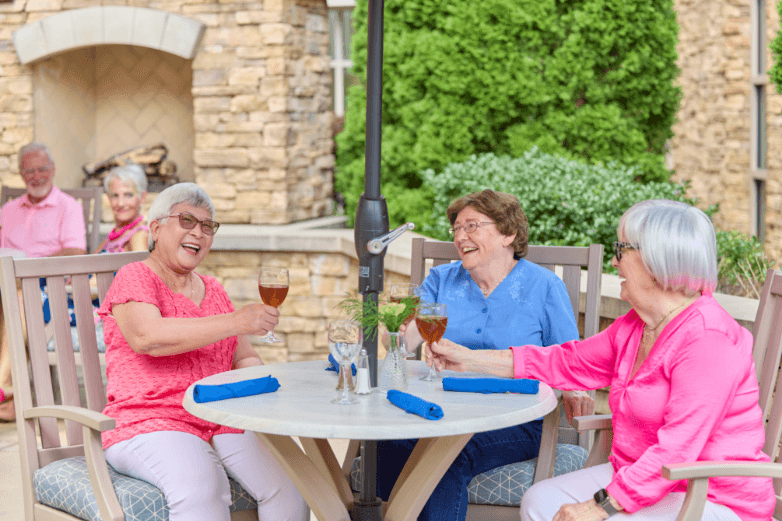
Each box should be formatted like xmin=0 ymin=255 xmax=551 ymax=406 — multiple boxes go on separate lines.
xmin=183 ymin=359 xmax=557 ymax=521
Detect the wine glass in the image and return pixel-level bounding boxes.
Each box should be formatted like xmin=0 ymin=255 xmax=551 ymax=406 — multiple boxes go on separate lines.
xmin=329 ymin=320 xmax=363 ymax=404
xmin=416 ymin=302 xmax=448 ymax=381
xmin=389 ymin=283 xmax=420 ymax=358
xmin=258 ymin=267 xmax=289 ymax=343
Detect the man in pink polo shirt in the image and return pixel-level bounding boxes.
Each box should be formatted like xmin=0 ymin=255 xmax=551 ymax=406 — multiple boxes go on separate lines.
xmin=1 ymin=143 xmax=86 ymax=257
xmin=0 ymin=142 xmax=87 ymax=420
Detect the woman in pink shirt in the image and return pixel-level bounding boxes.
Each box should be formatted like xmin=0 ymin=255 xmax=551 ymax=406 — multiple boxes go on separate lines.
xmin=99 ymin=183 xmax=308 ymax=521
xmin=429 ymin=200 xmax=774 ymax=521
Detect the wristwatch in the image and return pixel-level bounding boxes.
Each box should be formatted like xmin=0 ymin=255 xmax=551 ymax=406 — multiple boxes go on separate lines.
xmin=593 ymin=489 xmax=619 ymax=516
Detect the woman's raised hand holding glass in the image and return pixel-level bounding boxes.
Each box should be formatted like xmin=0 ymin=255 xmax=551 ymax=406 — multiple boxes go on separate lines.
xmin=416 ymin=302 xmax=448 ymax=381
xmin=258 ymin=267 xmax=289 ymax=343
xmin=329 ymin=321 xmax=363 ymax=404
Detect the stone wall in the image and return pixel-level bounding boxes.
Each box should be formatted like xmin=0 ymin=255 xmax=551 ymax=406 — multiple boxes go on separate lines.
xmin=670 ymin=0 xmax=782 ymax=261
xmin=0 ymin=0 xmax=335 ymax=226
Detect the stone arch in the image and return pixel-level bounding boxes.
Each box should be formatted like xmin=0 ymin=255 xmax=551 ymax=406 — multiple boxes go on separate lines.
xmin=12 ymin=7 xmax=205 ymax=65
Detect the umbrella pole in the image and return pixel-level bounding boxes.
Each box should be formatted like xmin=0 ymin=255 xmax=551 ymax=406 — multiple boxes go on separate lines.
xmin=352 ymin=0 xmax=386 ymax=518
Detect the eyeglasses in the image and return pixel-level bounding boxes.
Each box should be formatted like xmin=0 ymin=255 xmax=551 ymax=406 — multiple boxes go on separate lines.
xmin=613 ymin=241 xmax=639 ymax=262
xmin=21 ymin=165 xmax=52 ymax=178
xmin=448 ymin=221 xmax=496 ymax=236
xmin=162 ymin=213 xmax=220 ymax=236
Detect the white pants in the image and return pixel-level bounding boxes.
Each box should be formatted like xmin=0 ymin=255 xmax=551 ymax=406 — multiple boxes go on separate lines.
xmin=105 ymin=430 xmax=309 ymax=521
xmin=520 ymin=463 xmax=741 ymax=521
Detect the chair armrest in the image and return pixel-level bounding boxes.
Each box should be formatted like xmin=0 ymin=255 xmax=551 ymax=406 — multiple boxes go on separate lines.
xmin=662 ymin=461 xmax=782 ymax=480
xmin=24 ymin=405 xmax=115 ymax=432
xmin=572 ymin=414 xmax=612 ymax=431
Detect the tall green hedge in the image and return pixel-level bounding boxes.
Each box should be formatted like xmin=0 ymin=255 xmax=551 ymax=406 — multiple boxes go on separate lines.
xmin=336 ymin=0 xmax=682 ymax=227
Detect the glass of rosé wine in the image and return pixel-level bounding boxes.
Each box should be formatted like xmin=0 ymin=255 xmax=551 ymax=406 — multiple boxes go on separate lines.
xmin=258 ymin=267 xmax=289 ymax=343
xmin=416 ymin=302 xmax=447 ymax=381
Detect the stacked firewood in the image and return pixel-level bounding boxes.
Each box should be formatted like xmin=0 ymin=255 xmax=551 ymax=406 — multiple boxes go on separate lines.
xmin=82 ymin=144 xmax=179 ymax=191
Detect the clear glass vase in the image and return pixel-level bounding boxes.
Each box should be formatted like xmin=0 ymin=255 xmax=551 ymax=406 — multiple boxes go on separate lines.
xmin=379 ymin=332 xmax=409 ymax=392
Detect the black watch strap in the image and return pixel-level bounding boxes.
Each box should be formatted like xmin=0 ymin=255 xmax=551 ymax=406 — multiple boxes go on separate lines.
xmin=593 ymin=489 xmax=619 ymax=516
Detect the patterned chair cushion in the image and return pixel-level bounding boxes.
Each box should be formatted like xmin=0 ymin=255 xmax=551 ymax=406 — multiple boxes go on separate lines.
xmin=350 ymin=443 xmax=588 ymax=507
xmin=34 ymin=456 xmax=257 ymax=521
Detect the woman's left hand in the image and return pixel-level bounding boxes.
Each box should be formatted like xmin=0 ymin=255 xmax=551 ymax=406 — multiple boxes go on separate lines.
xmin=553 ymin=500 xmax=609 ymax=521
xmin=562 ymin=391 xmax=595 ymax=426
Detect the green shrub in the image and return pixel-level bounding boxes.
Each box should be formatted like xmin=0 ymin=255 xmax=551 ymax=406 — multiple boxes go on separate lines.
xmin=336 ymin=0 xmax=682 ymax=227
xmin=715 ymin=230 xmax=775 ymax=298
xmin=420 ymin=149 xmax=713 ymax=272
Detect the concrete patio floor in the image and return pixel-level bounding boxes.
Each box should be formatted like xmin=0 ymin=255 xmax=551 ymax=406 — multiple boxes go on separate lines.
xmin=0 ymin=420 xmax=349 ymax=521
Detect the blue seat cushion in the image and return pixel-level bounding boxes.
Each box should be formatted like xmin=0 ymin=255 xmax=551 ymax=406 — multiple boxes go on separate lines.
xmin=34 ymin=456 xmax=257 ymax=521
xmin=350 ymin=443 xmax=588 ymax=507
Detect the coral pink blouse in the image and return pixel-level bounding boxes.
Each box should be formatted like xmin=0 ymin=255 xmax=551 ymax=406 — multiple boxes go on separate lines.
xmin=511 ymin=295 xmax=774 ymax=521
xmin=98 ymin=261 xmax=242 ymax=449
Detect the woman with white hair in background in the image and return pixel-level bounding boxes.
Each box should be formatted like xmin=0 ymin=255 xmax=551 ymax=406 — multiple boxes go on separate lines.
xmin=96 ymin=163 xmax=149 ymax=253
xmin=99 ymin=183 xmax=308 ymax=521
xmin=428 ymin=200 xmax=774 ymax=521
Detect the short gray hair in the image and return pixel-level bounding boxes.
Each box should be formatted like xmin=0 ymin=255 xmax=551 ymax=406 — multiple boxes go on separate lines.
xmin=19 ymin=142 xmax=54 ymax=169
xmin=147 ymin=183 xmax=215 ymax=249
xmin=103 ymin=163 xmax=148 ymax=195
xmin=618 ymin=199 xmax=717 ymax=295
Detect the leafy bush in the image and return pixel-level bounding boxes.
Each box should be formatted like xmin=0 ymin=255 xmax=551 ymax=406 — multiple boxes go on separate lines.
xmin=715 ymin=230 xmax=775 ymax=298
xmin=420 ymin=149 xmax=713 ymax=272
xmin=336 ymin=0 xmax=682 ymax=227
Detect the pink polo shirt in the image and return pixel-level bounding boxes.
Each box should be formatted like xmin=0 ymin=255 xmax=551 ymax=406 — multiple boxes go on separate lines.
xmin=511 ymin=295 xmax=774 ymax=521
xmin=0 ymin=186 xmax=86 ymax=257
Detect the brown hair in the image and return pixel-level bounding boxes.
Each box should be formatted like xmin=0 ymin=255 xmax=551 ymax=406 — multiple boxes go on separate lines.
xmin=446 ymin=189 xmax=529 ymax=259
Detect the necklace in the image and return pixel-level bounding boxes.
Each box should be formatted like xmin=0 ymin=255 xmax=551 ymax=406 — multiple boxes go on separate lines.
xmin=188 ymin=272 xmax=195 ymax=300
xmin=644 ymin=296 xmax=696 ymax=333
xmin=479 ymin=261 xmax=517 ymax=297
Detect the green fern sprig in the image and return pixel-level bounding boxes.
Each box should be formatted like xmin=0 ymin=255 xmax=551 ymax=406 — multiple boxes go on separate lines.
xmin=336 ymin=293 xmax=419 ymax=339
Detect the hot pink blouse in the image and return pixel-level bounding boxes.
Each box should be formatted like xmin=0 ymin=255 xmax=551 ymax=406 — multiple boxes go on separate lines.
xmin=98 ymin=261 xmax=242 ymax=450
xmin=511 ymin=295 xmax=774 ymax=521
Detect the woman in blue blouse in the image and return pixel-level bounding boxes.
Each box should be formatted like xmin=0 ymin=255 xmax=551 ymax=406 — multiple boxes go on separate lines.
xmin=375 ymin=190 xmax=594 ymax=521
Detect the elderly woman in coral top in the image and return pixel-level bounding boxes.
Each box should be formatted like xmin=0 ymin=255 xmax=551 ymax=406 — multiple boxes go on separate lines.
xmin=429 ymin=200 xmax=774 ymax=521
xmin=99 ymin=183 xmax=308 ymax=521
xmin=96 ymin=164 xmax=150 ymax=253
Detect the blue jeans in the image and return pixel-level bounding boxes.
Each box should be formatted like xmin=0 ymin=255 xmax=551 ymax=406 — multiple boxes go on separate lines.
xmin=376 ymin=420 xmax=543 ymax=521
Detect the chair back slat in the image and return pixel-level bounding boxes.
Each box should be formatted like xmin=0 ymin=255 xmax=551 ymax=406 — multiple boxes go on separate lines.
xmin=561 ymin=265 xmax=581 ymax=318
xmin=45 ymin=274 xmax=83 ymax=446
xmin=21 ymin=277 xmax=62 ymax=449
xmin=0 ymin=250 xmax=148 ymax=515
xmin=71 ymin=273 xmax=108 ymax=411
xmin=749 ymin=269 xmax=782 ymax=495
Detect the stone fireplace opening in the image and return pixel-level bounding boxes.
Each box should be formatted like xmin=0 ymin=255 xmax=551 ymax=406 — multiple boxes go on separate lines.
xmin=33 ymin=45 xmax=194 ymax=190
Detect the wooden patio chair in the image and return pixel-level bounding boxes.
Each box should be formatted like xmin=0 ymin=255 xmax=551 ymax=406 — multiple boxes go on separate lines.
xmin=1 ymin=252 xmax=259 ymax=521
xmin=656 ymin=268 xmax=782 ymax=520
xmin=346 ymin=238 xmax=607 ymax=521
xmin=0 ymin=186 xmax=103 ymax=254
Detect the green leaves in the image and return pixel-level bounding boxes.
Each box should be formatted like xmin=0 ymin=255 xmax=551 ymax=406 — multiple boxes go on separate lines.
xmin=336 ymin=0 xmax=682 ymax=228
xmin=336 ymin=294 xmax=419 ymax=338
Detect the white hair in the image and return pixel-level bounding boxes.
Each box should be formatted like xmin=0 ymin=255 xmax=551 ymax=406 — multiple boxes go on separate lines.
xmin=147 ymin=183 xmax=215 ymax=249
xmin=618 ymin=199 xmax=717 ymax=295
xmin=19 ymin=142 xmax=53 ymax=168
xmin=103 ymin=163 xmax=148 ymax=195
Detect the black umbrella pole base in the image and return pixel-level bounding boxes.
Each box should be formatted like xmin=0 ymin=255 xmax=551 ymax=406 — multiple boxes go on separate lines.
xmin=352 ymin=498 xmax=383 ymax=521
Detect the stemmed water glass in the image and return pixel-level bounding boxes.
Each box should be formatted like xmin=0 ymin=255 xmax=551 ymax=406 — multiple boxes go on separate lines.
xmin=389 ymin=283 xmax=420 ymax=358
xmin=258 ymin=267 xmax=289 ymax=343
xmin=416 ymin=302 xmax=448 ymax=381
xmin=329 ymin=320 xmax=363 ymax=404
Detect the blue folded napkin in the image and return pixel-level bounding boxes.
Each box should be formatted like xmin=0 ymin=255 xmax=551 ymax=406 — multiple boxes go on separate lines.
xmin=325 ymin=353 xmax=357 ymax=376
xmin=193 ymin=375 xmax=280 ymax=403
xmin=386 ymin=390 xmax=443 ymax=420
xmin=442 ymin=377 xmax=539 ymax=394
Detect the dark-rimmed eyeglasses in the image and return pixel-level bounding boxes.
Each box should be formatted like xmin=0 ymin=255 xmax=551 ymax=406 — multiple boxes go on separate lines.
xmin=448 ymin=221 xmax=496 ymax=236
xmin=162 ymin=213 xmax=220 ymax=236
xmin=613 ymin=241 xmax=639 ymax=262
